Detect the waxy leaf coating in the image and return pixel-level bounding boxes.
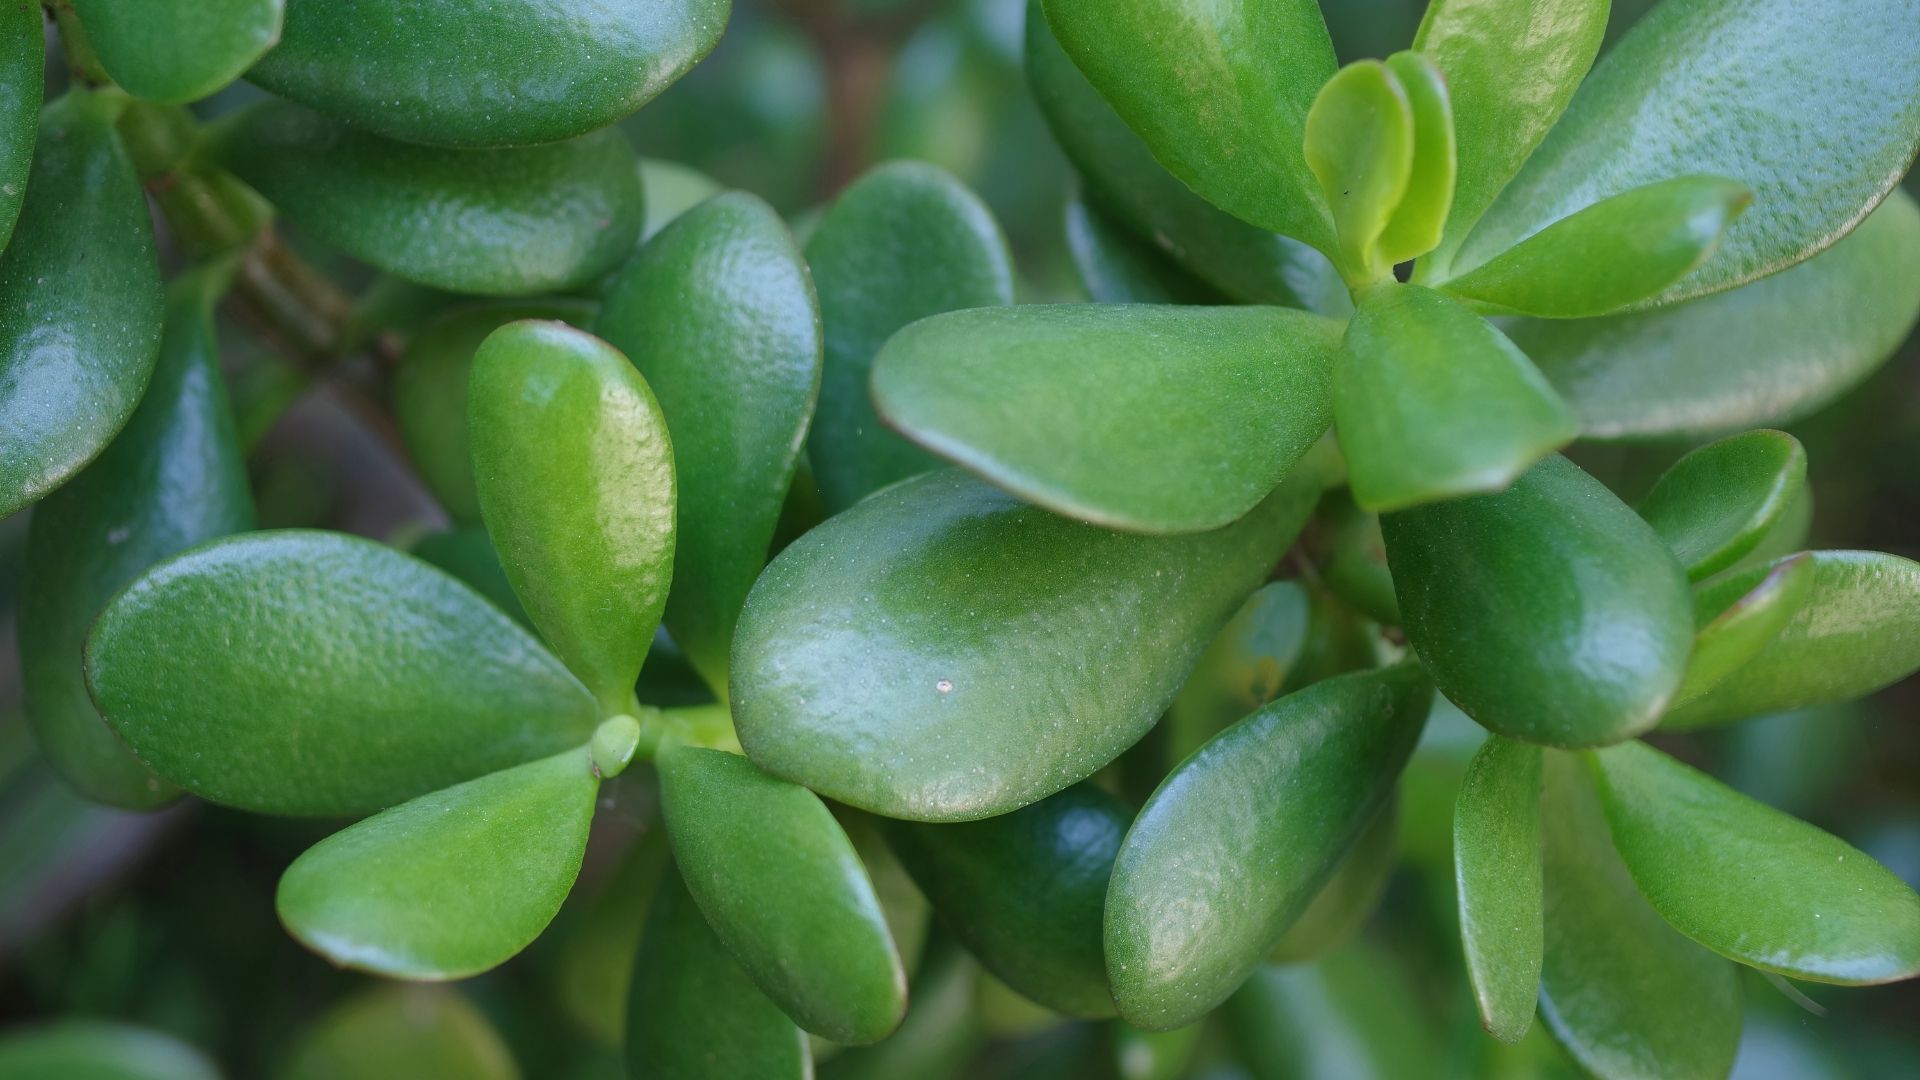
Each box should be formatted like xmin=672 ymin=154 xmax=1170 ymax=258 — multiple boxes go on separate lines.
xmin=277 ymin=747 xmax=598 ymax=980
xmin=74 ymin=0 xmax=283 ymax=104
xmin=249 ymin=0 xmax=730 ymax=147
xmin=0 ymin=0 xmax=40 ymax=252
xmin=1383 ymin=454 xmax=1692 ymax=747
xmin=1674 ymin=553 xmax=1815 ymax=707
xmin=1638 ymin=429 xmax=1806 ymax=581
xmin=0 ymin=1022 xmax=219 ymax=1080
xmin=657 ymin=744 xmax=905 ymax=1044
xmin=1592 ymin=741 xmax=1920 ymax=985
xmin=470 ymin=321 xmax=676 ymax=712
xmin=215 ymin=102 xmax=643 ymax=296
xmin=1453 ymin=735 xmax=1542 ymax=1043
xmin=1375 ymin=51 xmax=1455 ymax=268
xmin=731 ymin=468 xmax=1315 ymax=822
xmin=1106 ymin=663 xmax=1431 ymax=1031
xmin=87 ymin=531 xmax=598 ymax=816
xmin=873 ymin=303 xmax=1342 ymax=533
xmin=1304 ymin=61 xmax=1415 ymax=286
xmin=282 ymin=987 xmax=518 ymax=1080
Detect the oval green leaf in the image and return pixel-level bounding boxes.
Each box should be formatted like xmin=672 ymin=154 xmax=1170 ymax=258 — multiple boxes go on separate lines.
xmin=1304 ymin=60 xmax=1415 ymax=286
xmin=0 ymin=1022 xmax=219 ymax=1080
xmin=74 ymin=0 xmax=283 ymax=104
xmin=1453 ymin=735 xmax=1543 ymax=1043
xmin=1376 ymin=50 xmax=1456 ymax=268
xmin=0 ymin=0 xmax=41 ymax=252
xmin=1638 ymin=429 xmax=1807 ymax=580
xmin=1674 ymin=552 xmax=1815 ymax=707
xmin=283 ymin=986 xmax=519 ymax=1080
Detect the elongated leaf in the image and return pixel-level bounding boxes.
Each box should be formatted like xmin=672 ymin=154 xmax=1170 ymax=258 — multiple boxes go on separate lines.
xmin=87 ymin=531 xmax=598 ymax=816
xmin=1538 ymin=752 xmax=1741 ymax=1079
xmin=1335 ymin=284 xmax=1576 ymax=512
xmin=1674 ymin=552 xmax=1814 ymax=706
xmin=1106 ymin=663 xmax=1431 ymax=1030
xmin=657 ymin=744 xmax=905 ymax=1044
xmin=1167 ymin=581 xmax=1312 ymax=766
xmin=1063 ymin=196 xmax=1222 ymax=305
xmin=1383 ymin=454 xmax=1692 ymax=747
xmin=1304 ymin=61 xmax=1414 ymax=285
xmin=873 ymin=303 xmax=1342 ymax=533
xmin=283 ymin=986 xmax=519 ymax=1080
xmin=1268 ymin=795 xmax=1398 ymax=964
xmin=1376 ymin=51 xmax=1455 ymax=267
xmin=214 ymin=102 xmax=643 ymax=295
xmin=23 ymin=267 xmax=253 ymax=810
xmin=470 ymin=321 xmax=675 ymax=712
xmin=1442 ymin=177 xmax=1752 ymax=318
xmin=1040 ymin=0 xmax=1338 ymax=252
xmin=732 ymin=467 xmax=1317 ymax=822
xmin=1664 ymin=551 xmax=1920 ymax=730
xmin=248 ymin=0 xmax=728 ymax=147
xmin=1591 ymin=741 xmax=1920 ymax=985
xmin=0 ymin=1 xmax=40 ymax=252
xmin=1454 ymin=735 xmax=1542 ymax=1043
xmin=0 ymin=1022 xmax=218 ymax=1080
xmin=1460 ymin=0 xmax=1920 ymax=305
xmin=0 ymin=90 xmax=162 ymax=517
xmin=596 ymin=193 xmax=819 ymax=692
xmin=889 ymin=782 xmax=1126 ymax=1018
xmin=804 ymin=161 xmax=1012 ymax=513
xmin=74 ymin=0 xmax=282 ymax=104
xmin=1639 ymin=430 xmax=1806 ymax=580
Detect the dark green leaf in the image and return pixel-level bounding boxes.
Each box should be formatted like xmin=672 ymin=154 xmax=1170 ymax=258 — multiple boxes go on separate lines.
xmin=0 ymin=0 xmax=40 ymax=252
xmin=1304 ymin=60 xmax=1414 ymax=286
xmin=556 ymin=830 xmax=667 ymax=1046
xmin=1453 ymin=735 xmax=1542 ymax=1043
xmin=282 ymin=986 xmax=518 ymax=1080
xmin=1376 ymin=50 xmax=1455 ymax=267
xmin=410 ymin=528 xmax=533 ymax=629
xmin=1314 ymin=489 xmax=1399 ymax=625
xmin=0 ymin=1021 xmax=219 ymax=1080
xmin=1267 ymin=795 xmax=1398 ymax=964
xmin=74 ymin=0 xmax=282 ymax=104
xmin=1167 ymin=582 xmax=1311 ymax=766
xmin=1674 ymin=552 xmax=1814 ymax=707
xmin=1639 ymin=430 xmax=1807 ymax=580
xmin=1063 ymin=196 xmax=1223 ymax=305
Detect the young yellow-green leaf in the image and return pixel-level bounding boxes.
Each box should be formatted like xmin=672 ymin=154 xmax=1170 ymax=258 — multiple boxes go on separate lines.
xmin=1383 ymin=454 xmax=1692 ymax=747
xmin=804 ymin=161 xmax=1012 ymax=514
xmin=1063 ymin=196 xmax=1224 ymax=305
xmin=872 ymin=303 xmax=1342 ymax=533
xmin=1039 ymin=0 xmax=1338 ymax=253
xmin=639 ymin=157 xmax=725 ymax=242
xmin=1460 ymin=0 xmax=1920 ymax=306
xmin=1267 ymin=797 xmax=1398 ymax=964
xmin=1538 ymin=751 xmax=1741 ymax=1080
xmin=1335 ymin=284 xmax=1577 ymax=513
xmin=469 ymin=321 xmax=675 ymax=713
xmin=596 ymin=193 xmax=820 ymax=694
xmin=1453 ymin=735 xmax=1543 ymax=1043
xmin=247 ymin=0 xmax=729 ymax=148
xmin=1638 ymin=430 xmax=1806 ymax=581
xmin=1 ymin=90 xmax=162 ymax=518
xmin=86 ymin=531 xmax=599 ymax=816
xmin=733 ymin=467 xmax=1317 ymax=822
xmin=1443 ymin=176 xmax=1751 ymax=318
xmin=1591 ymin=740 xmax=1920 ymax=985
xmin=22 ymin=266 xmax=253 ymax=811
xmin=282 ymin=986 xmax=519 ymax=1080
xmin=277 ymin=746 xmax=598 ymax=979
xmin=889 ymin=782 xmax=1127 ymax=1019
xmin=1167 ymin=582 xmax=1312 ymax=766
xmin=0 ymin=1022 xmax=219 ymax=1080
xmin=1674 ymin=553 xmax=1815 ymax=707
xmin=73 ymin=0 xmax=282 ymax=104
xmin=214 ymin=102 xmax=643 ymax=296
xmin=627 ymin=865 xmax=811 ymax=1080
xmin=1664 ymin=551 xmax=1920 ymax=730
xmin=1304 ymin=61 xmax=1415 ymax=287
xmin=0 ymin=1 xmax=40 ymax=252
xmin=1106 ymin=663 xmax=1431 ymax=1031
xmin=657 ymin=744 xmax=905 ymax=1044
xmin=1512 ymin=189 xmax=1920 ymax=440
xmin=1376 ymin=51 xmax=1455 ymax=267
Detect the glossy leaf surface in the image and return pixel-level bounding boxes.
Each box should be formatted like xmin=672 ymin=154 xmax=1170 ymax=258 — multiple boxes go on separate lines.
xmin=1304 ymin=61 xmax=1414 ymax=285
xmin=470 ymin=321 xmax=675 ymax=711
xmin=596 ymin=193 xmax=820 ymax=691
xmin=0 ymin=1 xmax=40 ymax=251
xmin=1267 ymin=796 xmax=1398 ymax=964
xmin=87 ymin=531 xmax=598 ymax=816
xmin=873 ymin=303 xmax=1342 ymax=533
xmin=1106 ymin=663 xmax=1431 ymax=1030
xmin=732 ymin=468 xmax=1315 ymax=821
xmin=1375 ymin=51 xmax=1455 ymax=267
xmin=74 ymin=0 xmax=283 ymax=104
xmin=215 ymin=102 xmax=642 ymax=295
xmin=1383 ymin=454 xmax=1692 ymax=747
xmin=248 ymin=0 xmax=729 ymax=147
xmin=804 ymin=161 xmax=1012 ymax=513
xmin=1674 ymin=553 xmax=1814 ymax=706
xmin=0 ymin=1022 xmax=219 ymax=1080
xmin=1453 ymin=735 xmax=1542 ymax=1043
xmin=1640 ymin=430 xmax=1806 ymax=580
xmin=283 ymin=986 xmax=519 ymax=1080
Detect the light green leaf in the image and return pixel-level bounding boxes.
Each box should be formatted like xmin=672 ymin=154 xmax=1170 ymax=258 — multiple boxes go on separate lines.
xmin=1638 ymin=429 xmax=1806 ymax=580
xmin=0 ymin=1 xmax=41 ymax=252
xmin=1674 ymin=552 xmax=1815 ymax=707
xmin=1376 ymin=50 xmax=1455 ymax=267
xmin=1063 ymin=196 xmax=1223 ymax=305
xmin=0 ymin=1022 xmax=219 ymax=1080
xmin=639 ymin=157 xmax=725 ymax=242
xmin=1454 ymin=735 xmax=1542 ymax=1043
xmin=74 ymin=0 xmax=283 ymax=104
xmin=1304 ymin=60 xmax=1415 ymax=286
xmin=282 ymin=986 xmax=519 ymax=1080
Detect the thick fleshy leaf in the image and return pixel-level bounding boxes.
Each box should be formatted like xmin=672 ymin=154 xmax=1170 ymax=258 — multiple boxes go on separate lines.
xmin=1460 ymin=0 xmax=1920 ymax=306
xmin=1383 ymin=454 xmax=1692 ymax=747
xmin=872 ymin=303 xmax=1342 ymax=533
xmin=1591 ymin=741 xmax=1920 ymax=985
xmin=732 ymin=467 xmax=1318 ymax=822
xmin=804 ymin=161 xmax=1012 ymax=513
xmin=657 ymin=744 xmax=905 ymax=1044
xmin=889 ymin=782 xmax=1127 ymax=1018
xmin=1442 ymin=177 xmax=1752 ymax=318
xmin=1335 ymin=284 xmax=1576 ymax=513
xmin=596 ymin=192 xmax=820 ymax=692
xmin=0 ymin=1022 xmax=219 ymax=1080
xmin=1538 ymin=751 xmax=1741 ymax=1080
xmin=1674 ymin=552 xmax=1815 ymax=707
xmin=86 ymin=531 xmax=598 ymax=816
xmin=214 ymin=102 xmax=642 ymax=296
xmin=1453 ymin=735 xmax=1542 ymax=1043
xmin=1105 ymin=663 xmax=1431 ymax=1030
xmin=0 ymin=1 xmax=40 ymax=252
xmin=627 ymin=865 xmax=811 ymax=1080
xmin=393 ymin=299 xmax=596 ymax=526
xmin=283 ymin=986 xmax=518 ymax=1080
xmin=74 ymin=0 xmax=283 ymax=104
xmin=0 ymin=90 xmax=163 ymax=517
xmin=1267 ymin=796 xmax=1398 ymax=964
xmin=1639 ymin=430 xmax=1806 ymax=581
xmin=247 ymin=0 xmax=729 ymax=147
xmin=469 ymin=321 xmax=675 ymax=712
xmin=1411 ymin=0 xmax=1607 ymax=277
xmin=22 ymin=267 xmax=253 ymax=810
xmin=1304 ymin=60 xmax=1414 ymax=286
xmin=1166 ymin=581 xmax=1311 ymax=765
xmin=1375 ymin=51 xmax=1455 ymax=267
xmin=1664 ymin=551 xmax=1920 ymax=730
xmin=1039 ymin=0 xmax=1338 ymax=252
xmin=277 ymin=746 xmax=597 ymax=979
xmin=1063 ymin=196 xmax=1222 ymax=305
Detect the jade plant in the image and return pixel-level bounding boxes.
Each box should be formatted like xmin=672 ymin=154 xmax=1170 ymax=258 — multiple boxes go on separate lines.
xmin=4 ymin=0 xmax=1920 ymax=1076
